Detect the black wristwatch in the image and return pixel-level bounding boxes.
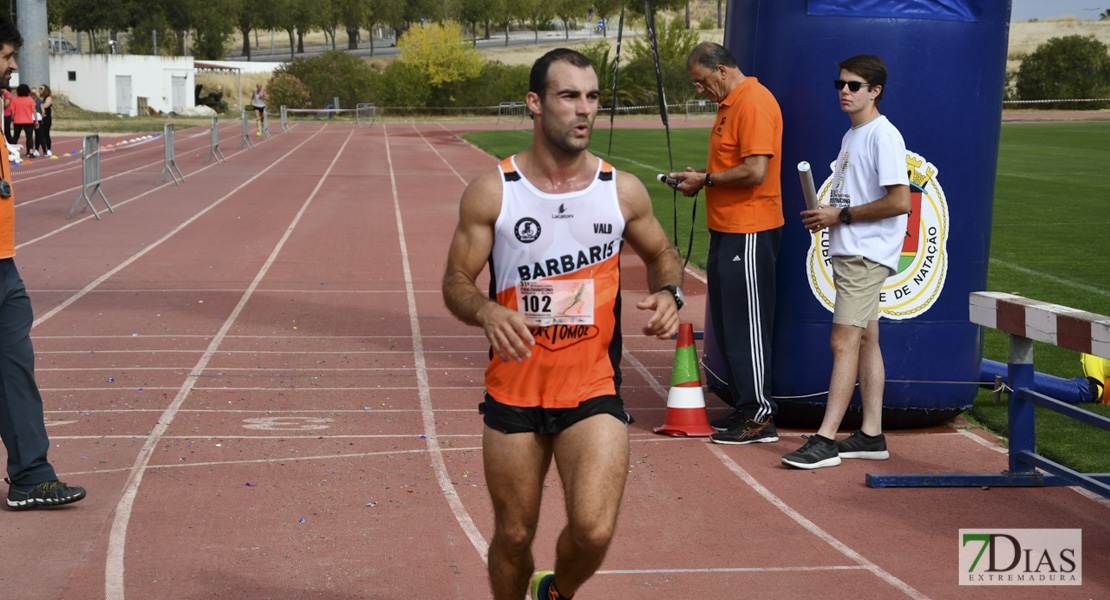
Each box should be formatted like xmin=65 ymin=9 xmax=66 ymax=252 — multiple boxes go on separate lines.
xmin=659 ymin=285 xmax=685 ymax=309
xmin=839 ymin=207 xmax=853 ymax=225
xmin=704 ymin=173 xmax=714 ymax=187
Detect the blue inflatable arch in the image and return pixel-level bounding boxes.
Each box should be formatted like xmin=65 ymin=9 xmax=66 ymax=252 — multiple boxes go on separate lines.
xmin=703 ymin=0 xmax=1011 ymax=427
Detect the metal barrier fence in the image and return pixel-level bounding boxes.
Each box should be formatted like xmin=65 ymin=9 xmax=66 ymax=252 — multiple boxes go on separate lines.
xmin=356 ymin=103 xmax=376 ymax=126
xmin=238 ymin=109 xmax=256 ymax=150
xmin=280 ymin=105 xmax=292 ymax=132
xmin=497 ymin=101 xmax=527 ymax=124
xmin=155 ymin=123 xmax=185 ymax=186
xmin=868 ymin=292 xmax=1110 ymax=499
xmin=67 ymin=134 xmax=113 ymax=219
xmin=203 ymin=116 xmax=226 ymax=165
xmin=685 ymin=99 xmax=718 ymax=119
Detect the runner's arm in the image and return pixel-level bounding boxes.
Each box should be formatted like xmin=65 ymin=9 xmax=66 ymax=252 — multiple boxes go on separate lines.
xmin=442 ymin=172 xmax=539 ymax=362
xmin=618 ymin=172 xmax=684 ymax=339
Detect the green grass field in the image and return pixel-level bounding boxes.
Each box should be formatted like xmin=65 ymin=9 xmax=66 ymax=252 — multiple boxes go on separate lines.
xmin=463 ymin=121 xmax=1110 ymax=474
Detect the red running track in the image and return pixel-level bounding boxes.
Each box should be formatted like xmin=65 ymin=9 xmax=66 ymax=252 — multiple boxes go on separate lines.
xmin=0 ymin=118 xmax=1106 ymax=599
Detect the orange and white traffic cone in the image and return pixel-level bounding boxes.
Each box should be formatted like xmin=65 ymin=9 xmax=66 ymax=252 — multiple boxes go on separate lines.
xmin=654 ymin=323 xmax=715 ymax=437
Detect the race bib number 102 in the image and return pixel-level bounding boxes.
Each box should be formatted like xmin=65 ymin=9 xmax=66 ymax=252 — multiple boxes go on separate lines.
xmin=517 ymin=280 xmax=594 ymax=326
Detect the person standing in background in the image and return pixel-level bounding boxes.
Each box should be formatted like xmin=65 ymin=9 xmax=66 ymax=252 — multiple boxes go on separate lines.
xmin=783 ymin=54 xmax=910 ymax=470
xmin=0 ymin=16 xmax=87 ymax=509
xmin=10 ymin=83 xmax=35 ymax=158
xmin=667 ymin=41 xmax=785 ymax=446
xmin=34 ymin=84 xmax=52 ymax=157
xmin=2 ymin=87 xmax=12 ymax=144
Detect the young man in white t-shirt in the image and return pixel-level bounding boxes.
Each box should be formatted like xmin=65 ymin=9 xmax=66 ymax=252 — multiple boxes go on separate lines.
xmin=783 ymin=54 xmax=911 ymax=469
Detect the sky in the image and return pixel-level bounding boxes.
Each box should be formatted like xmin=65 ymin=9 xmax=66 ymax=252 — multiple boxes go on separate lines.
xmin=1011 ymin=0 xmax=1107 ymax=21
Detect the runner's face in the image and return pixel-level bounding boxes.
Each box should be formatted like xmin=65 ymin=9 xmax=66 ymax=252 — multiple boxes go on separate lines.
xmin=0 ymin=43 xmax=16 ymax=90
xmin=536 ymin=62 xmax=599 ymax=154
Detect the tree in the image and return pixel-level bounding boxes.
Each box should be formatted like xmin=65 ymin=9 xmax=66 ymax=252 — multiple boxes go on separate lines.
xmin=396 ymin=21 xmax=483 ymax=89
xmin=622 ymin=16 xmax=701 ymax=105
xmin=333 ymin=0 xmax=368 ymax=50
xmin=517 ymin=0 xmax=554 ymax=44
xmin=554 ymin=0 xmax=589 ymax=41
xmin=189 ymin=0 xmax=238 ymax=59
xmin=318 ymin=0 xmax=343 ymax=50
xmin=59 ymin=0 xmax=129 ymax=52
xmin=365 ymin=0 xmax=403 ymax=56
xmin=237 ymin=0 xmax=258 ymax=59
xmin=592 ymin=0 xmax=623 ymax=37
xmin=270 ymin=0 xmax=300 ymax=60
xmin=1015 ymin=35 xmax=1110 ymax=109
xmin=454 ymin=0 xmax=496 ymax=46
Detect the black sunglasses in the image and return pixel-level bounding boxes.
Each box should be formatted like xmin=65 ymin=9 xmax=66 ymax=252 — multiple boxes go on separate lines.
xmin=0 ymin=178 xmax=9 ymax=199
xmin=834 ymin=79 xmax=875 ymax=92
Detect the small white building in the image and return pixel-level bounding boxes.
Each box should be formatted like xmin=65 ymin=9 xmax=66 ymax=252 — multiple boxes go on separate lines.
xmin=46 ymin=54 xmax=195 ymax=116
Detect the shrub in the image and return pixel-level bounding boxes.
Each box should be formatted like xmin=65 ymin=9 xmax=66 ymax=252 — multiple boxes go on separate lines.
xmin=396 ymin=21 xmax=484 ymax=89
xmin=266 ymin=73 xmax=312 ymax=109
xmin=449 ymin=61 xmax=530 ymax=108
xmin=374 ymin=60 xmax=432 ymax=109
xmin=275 ymin=50 xmax=377 ymax=109
xmin=1014 ymin=35 xmax=1110 ymax=109
xmin=623 ymin=18 xmax=702 ymax=106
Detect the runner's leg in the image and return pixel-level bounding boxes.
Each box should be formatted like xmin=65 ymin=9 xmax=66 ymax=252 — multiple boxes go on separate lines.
xmin=550 ymin=413 xmax=630 ymax=597
xmin=484 ymin=426 xmax=552 ymax=600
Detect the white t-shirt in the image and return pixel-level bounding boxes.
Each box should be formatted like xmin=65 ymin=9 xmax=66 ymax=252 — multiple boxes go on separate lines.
xmin=827 ymin=115 xmax=909 ymax=273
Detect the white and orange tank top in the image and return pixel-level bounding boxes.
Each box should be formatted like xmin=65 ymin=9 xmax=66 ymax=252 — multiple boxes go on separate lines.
xmin=487 ymin=155 xmax=625 ymax=409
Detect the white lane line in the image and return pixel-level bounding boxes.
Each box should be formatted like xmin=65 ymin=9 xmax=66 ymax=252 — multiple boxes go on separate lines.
xmin=621 ymin=349 xmax=929 ymax=599
xmin=989 ymin=258 xmax=1109 ymax=298
xmin=412 ymin=123 xmax=469 ymax=185
xmin=104 ymin=126 xmax=345 ymax=600
xmin=706 ymin=446 xmax=930 ymax=599
xmin=28 ymin=132 xmax=315 ymax=329
xmin=384 ymin=123 xmax=489 ymax=560
xmin=600 ymin=565 xmax=869 ymax=575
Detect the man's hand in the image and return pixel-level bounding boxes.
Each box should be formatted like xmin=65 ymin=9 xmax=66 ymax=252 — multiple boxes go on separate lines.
xmin=479 ymin=302 xmax=540 ymax=363
xmin=667 ymin=167 xmax=704 ymax=197
xmin=636 ymin=291 xmax=680 ymax=339
xmin=801 ymin=205 xmax=840 ymax=232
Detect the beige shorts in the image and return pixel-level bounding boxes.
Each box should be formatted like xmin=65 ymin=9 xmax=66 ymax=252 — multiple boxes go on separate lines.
xmin=831 ymin=255 xmax=891 ymax=328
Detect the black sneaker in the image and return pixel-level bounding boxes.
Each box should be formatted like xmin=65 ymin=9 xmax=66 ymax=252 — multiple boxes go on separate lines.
xmin=710 ymin=416 xmax=779 ymax=445
xmin=6 ymin=478 xmax=87 ymax=510
xmin=781 ymin=435 xmax=841 ymax=469
xmin=710 ymin=409 xmax=745 ymax=431
xmin=837 ymin=430 xmax=890 ymax=460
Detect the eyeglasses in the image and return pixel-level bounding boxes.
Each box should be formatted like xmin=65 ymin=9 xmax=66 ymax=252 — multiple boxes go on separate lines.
xmin=834 ymin=79 xmax=875 ymax=92
xmin=692 ymin=67 xmax=720 ymax=90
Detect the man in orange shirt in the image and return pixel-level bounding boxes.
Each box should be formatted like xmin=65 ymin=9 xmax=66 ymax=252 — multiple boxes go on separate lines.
xmin=0 ymin=16 xmax=87 ymax=510
xmin=668 ymin=42 xmax=784 ymax=444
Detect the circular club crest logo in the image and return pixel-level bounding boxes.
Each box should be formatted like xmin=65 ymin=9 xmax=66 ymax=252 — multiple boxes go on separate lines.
xmin=514 ymin=217 xmax=541 ymax=243
xmin=805 ymin=150 xmax=949 ymax=320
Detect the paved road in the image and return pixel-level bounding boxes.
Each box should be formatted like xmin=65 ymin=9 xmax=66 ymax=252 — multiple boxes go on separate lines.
xmin=225 ymin=27 xmax=644 ymax=62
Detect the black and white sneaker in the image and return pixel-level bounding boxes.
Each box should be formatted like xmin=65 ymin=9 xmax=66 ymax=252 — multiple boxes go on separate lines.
xmin=6 ymin=478 xmax=87 ymax=510
xmin=711 ymin=416 xmax=779 ymax=445
xmin=781 ymin=435 xmax=841 ymax=469
xmin=710 ymin=409 xmax=745 ymax=432
xmin=837 ymin=430 xmax=890 ymax=460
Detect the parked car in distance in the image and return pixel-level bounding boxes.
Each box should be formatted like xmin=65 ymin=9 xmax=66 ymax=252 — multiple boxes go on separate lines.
xmin=48 ymin=37 xmax=78 ymax=54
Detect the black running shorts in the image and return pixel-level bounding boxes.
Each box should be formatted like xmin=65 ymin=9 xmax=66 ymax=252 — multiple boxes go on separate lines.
xmin=480 ymin=393 xmax=633 ymax=435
